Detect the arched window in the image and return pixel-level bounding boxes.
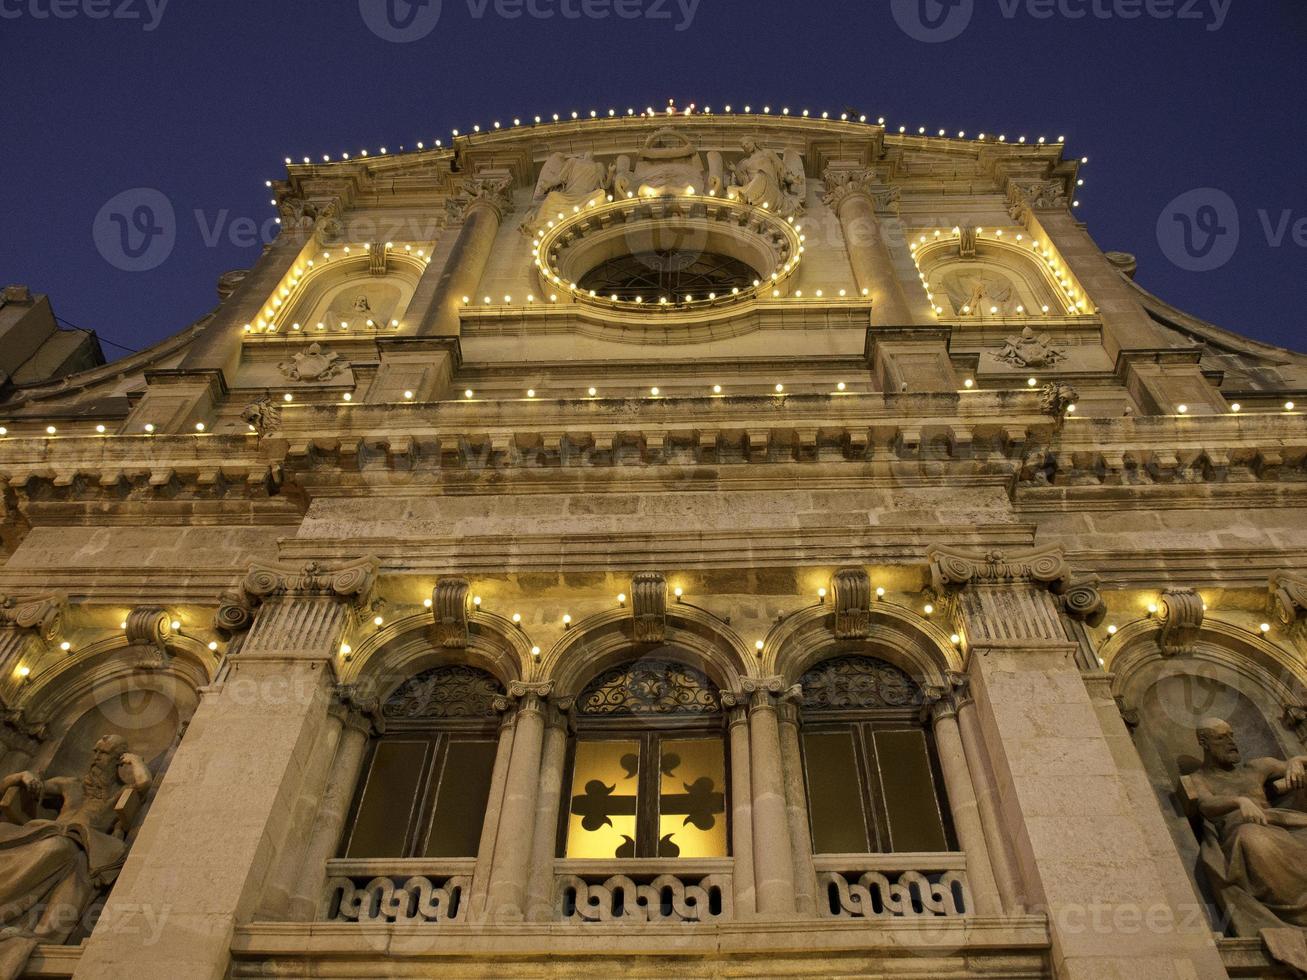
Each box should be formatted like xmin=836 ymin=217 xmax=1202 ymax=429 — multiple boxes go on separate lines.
xmin=561 ymin=659 xmax=728 ymax=860
xmin=341 ymin=665 xmax=504 ymax=860
xmin=799 ymin=655 xmax=954 ymax=854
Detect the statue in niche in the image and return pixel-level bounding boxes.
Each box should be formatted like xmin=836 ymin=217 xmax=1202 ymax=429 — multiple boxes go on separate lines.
xmin=278 ymin=342 xmax=348 ymax=383
xmin=1183 ymin=719 xmax=1307 ymax=973
xmin=0 ymin=735 xmax=152 ymax=979
xmin=940 ymin=270 xmax=1020 ymax=318
xmin=993 ymin=326 xmax=1066 ymax=369
xmin=727 ymin=138 xmax=806 ymax=217
xmin=520 ymin=151 xmax=610 ymax=237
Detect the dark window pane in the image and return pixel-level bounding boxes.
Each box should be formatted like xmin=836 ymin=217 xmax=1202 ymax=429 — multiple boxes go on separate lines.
xmin=873 ymin=729 xmax=949 ymax=853
xmin=803 ymin=731 xmax=870 ymax=854
xmin=345 ymin=740 xmax=429 ymax=859
xmin=423 ymin=739 xmax=498 ymax=858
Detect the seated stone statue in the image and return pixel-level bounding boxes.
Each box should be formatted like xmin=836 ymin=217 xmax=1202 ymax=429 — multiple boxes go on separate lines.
xmin=1184 ymin=718 xmax=1307 ymax=972
xmin=0 ymin=735 xmax=151 ymax=980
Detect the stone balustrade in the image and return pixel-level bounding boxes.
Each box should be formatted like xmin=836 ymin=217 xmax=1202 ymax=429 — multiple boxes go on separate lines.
xmin=813 ymin=852 xmax=972 ymax=919
xmin=321 ymin=858 xmax=474 ymax=925
xmin=556 ymin=859 xmax=734 ymax=924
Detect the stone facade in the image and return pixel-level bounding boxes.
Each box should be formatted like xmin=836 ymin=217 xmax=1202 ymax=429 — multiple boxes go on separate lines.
xmin=2 ymin=110 xmax=1307 ymax=979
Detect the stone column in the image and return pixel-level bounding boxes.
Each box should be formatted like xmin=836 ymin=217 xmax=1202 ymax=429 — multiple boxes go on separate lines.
xmin=742 ymin=678 xmax=796 ymax=916
xmin=469 ymin=708 xmax=517 ymax=919
xmin=821 ymin=170 xmax=917 ymax=326
xmin=415 ymin=175 xmax=512 ymax=338
xmin=483 ymin=681 xmax=551 ymax=920
xmin=928 ymin=546 xmax=1227 ymax=980
xmin=524 ymin=697 xmax=573 ymax=921
xmin=725 ymin=701 xmax=756 ymax=917
xmin=954 ymin=685 xmax=1026 ymax=913
xmin=284 ymin=692 xmax=377 ymax=921
xmin=775 ymin=690 xmax=817 ymax=915
xmin=928 ymin=688 xmax=1002 ymax=916
xmin=74 ymin=558 xmax=379 ymax=980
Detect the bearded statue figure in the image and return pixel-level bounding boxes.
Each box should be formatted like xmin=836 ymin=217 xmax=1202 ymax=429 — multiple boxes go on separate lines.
xmin=0 ymin=735 xmax=152 ymax=979
xmin=1184 ymin=719 xmax=1307 ymax=973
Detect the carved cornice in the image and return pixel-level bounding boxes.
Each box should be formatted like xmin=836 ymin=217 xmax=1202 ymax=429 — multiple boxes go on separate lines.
xmin=0 ymin=592 xmax=66 ymax=643
xmin=831 ymin=567 xmax=871 ymax=639
xmin=631 ymin=572 xmax=667 ymax=644
xmin=431 ymin=577 xmax=470 ymax=649
xmin=928 ymin=546 xmax=1071 ymax=595
xmin=1158 ymin=587 xmax=1204 ymax=657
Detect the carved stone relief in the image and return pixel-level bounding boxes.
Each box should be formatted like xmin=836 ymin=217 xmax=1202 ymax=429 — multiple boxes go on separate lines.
xmin=277 ymin=343 xmax=348 ymax=383
xmin=992 ymin=327 xmax=1066 ymax=368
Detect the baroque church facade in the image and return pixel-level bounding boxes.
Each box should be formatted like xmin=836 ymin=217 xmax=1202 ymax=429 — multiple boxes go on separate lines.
xmin=1 ymin=108 xmax=1306 ymax=979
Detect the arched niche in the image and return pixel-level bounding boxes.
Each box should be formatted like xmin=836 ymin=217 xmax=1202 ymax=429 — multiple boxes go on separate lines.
xmin=339 ymin=611 xmax=530 ymax=703
xmin=767 ymin=604 xmax=959 ymax=692
xmin=540 ymin=607 xmax=752 ymax=699
xmin=271 ymin=251 xmax=428 ymax=334
xmin=914 ymin=238 xmax=1073 ymax=319
xmin=1110 ymin=628 xmax=1307 ymax=917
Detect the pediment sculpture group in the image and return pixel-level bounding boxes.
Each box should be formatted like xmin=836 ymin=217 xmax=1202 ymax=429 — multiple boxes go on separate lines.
xmin=521 ymin=128 xmax=806 ymax=237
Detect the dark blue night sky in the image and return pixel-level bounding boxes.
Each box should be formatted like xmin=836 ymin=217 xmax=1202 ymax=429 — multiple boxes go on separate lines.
xmin=2 ymin=0 xmax=1303 ymax=356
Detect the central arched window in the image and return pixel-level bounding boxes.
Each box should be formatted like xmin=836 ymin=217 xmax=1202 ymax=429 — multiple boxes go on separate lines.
xmin=799 ymin=655 xmax=955 ymax=854
xmin=341 ymin=665 xmax=504 ymax=860
xmin=560 ymin=659 xmax=728 ymax=860
xmin=578 ymin=250 xmax=759 ymax=303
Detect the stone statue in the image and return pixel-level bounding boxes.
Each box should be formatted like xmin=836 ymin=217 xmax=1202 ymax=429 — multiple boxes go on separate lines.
xmin=728 ymin=139 xmax=806 ymax=217
xmin=278 ymin=342 xmax=347 ymax=383
xmin=1184 ymin=719 xmax=1307 ymax=972
xmin=351 ymin=295 xmax=372 ymax=313
xmin=993 ymin=326 xmax=1066 ymax=368
xmin=520 ymin=151 xmax=609 ymax=237
xmin=0 ymin=735 xmax=152 ymax=979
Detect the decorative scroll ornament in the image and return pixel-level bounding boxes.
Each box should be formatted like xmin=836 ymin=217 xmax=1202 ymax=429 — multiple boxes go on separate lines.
xmin=818 ymin=868 xmax=970 ymax=919
xmin=0 ymin=592 xmax=66 ymax=643
xmin=124 ymin=606 xmax=172 ymax=652
xmin=1006 ymin=178 xmax=1069 ymax=221
xmin=831 ymin=567 xmax=871 ymax=639
xmin=240 ymin=397 xmax=282 ymax=435
xmin=1061 ymin=584 xmax=1107 ymax=627
xmin=1269 ymin=572 xmax=1307 ymax=632
xmin=214 ymin=590 xmax=256 ymax=635
xmin=383 ymin=665 xmax=504 ymax=720
xmin=929 ymin=546 xmax=1071 ymax=594
xmin=578 ymin=660 xmax=719 ymax=716
xmin=799 ymin=656 xmax=923 ymax=711
xmin=431 ymin=578 xmax=470 ymax=649
xmin=326 ymin=873 xmax=470 ymax=925
xmin=1158 ymin=587 xmax=1205 ymax=656
xmin=993 ymin=327 xmax=1066 ymax=369
xmin=277 ymin=343 xmax=348 ymax=383
xmin=1039 ymin=381 xmax=1079 ymax=418
xmin=559 ymin=873 xmax=731 ymax=923
xmin=242 ymin=558 xmax=378 ymax=605
xmin=631 ymin=572 xmax=667 ymax=644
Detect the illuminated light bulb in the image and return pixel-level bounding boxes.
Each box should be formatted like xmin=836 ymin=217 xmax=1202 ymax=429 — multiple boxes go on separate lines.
xmin=60 ymin=641 xmax=71 ymax=651
xmin=1066 ymin=404 xmax=1076 ymax=414
xmin=950 ymin=634 xmax=961 ymax=645
xmin=340 ymin=643 xmax=351 ymax=656
xmin=713 ymin=384 xmax=722 ymax=394
xmin=120 ymin=620 xmax=127 ymax=630
xmin=755 ymin=640 xmax=765 ymax=651
xmin=923 ymin=604 xmax=934 ymax=615
xmin=170 ymin=620 xmax=181 ymax=631
xmin=1147 ymin=603 xmax=1159 ymax=615
xmin=964 ymin=379 xmax=974 ymax=389
xmin=1261 ymin=623 xmax=1272 ymax=634
xmin=343 ymin=393 xmax=352 ymax=402
xmin=875 ymin=587 xmax=885 ymax=598
xmin=1027 ymin=378 xmax=1038 ymax=387
xmin=1287 ymin=402 xmax=1297 ymax=411
xmin=208 ymin=641 xmax=219 ymax=651
xmin=464 ymin=388 xmax=474 ymax=399
xmin=673 ymin=587 xmax=683 ymax=598
xmin=1177 ymin=404 xmax=1188 ymax=415
xmin=774 ymin=384 xmax=784 ymax=393
xmin=512 ymin=612 xmax=522 ymax=623
xmin=46 ymin=425 xmax=56 ymax=435
xmin=617 ymin=593 xmax=628 ymax=606
xmin=473 ymin=596 xmax=482 ymax=607
xmin=837 ymin=382 xmax=847 ymax=391
xmin=96 ymin=424 xmax=106 ymax=434
xmin=563 ymin=614 xmax=572 ymax=625
xmin=404 ymin=391 xmax=414 ymax=400
xmin=1107 ymin=625 xmax=1118 ymax=635
xmin=818 ymin=587 xmax=827 ymax=599
xmin=283 ymin=393 xmax=293 ymax=403
xmin=650 ymin=387 xmax=660 ymax=396
xmin=195 ymin=423 xmax=206 ymax=432
xmin=16 ymin=666 xmax=30 ymax=679
xmin=1230 ymin=403 xmax=1241 ymax=413
xmin=373 ymin=616 xmax=384 ymax=626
